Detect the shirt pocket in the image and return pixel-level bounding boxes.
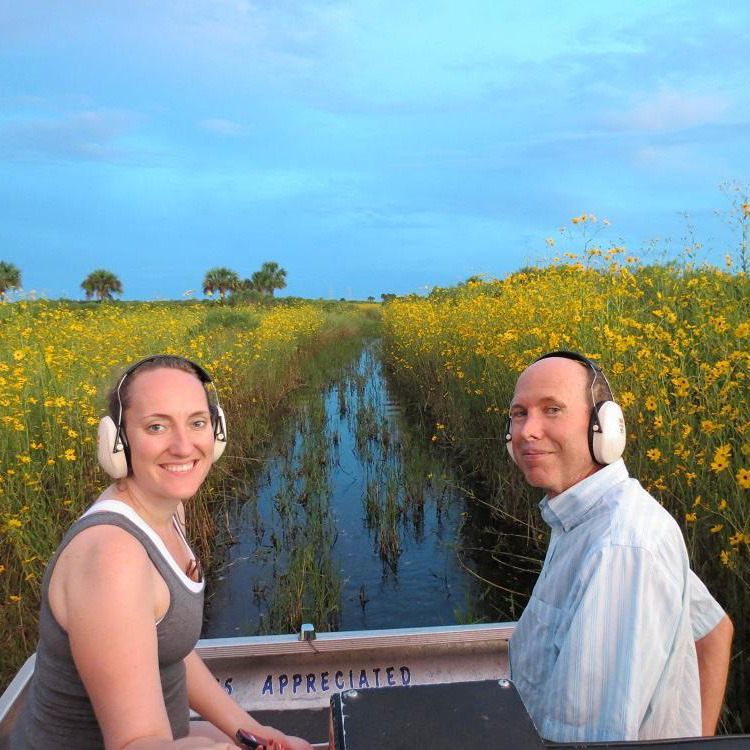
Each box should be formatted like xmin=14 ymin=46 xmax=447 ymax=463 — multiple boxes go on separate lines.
xmin=511 ymin=594 xmax=563 ymax=689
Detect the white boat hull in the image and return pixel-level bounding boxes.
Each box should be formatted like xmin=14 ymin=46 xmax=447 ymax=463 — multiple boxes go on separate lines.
xmin=4 ymin=622 xmax=747 ymax=749
xmin=197 ymin=622 xmax=512 ymax=714
xmin=0 ymin=622 xmax=512 ymax=748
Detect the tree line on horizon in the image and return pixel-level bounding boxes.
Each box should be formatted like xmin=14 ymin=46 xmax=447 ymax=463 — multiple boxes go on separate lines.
xmin=0 ymin=261 xmax=288 ymax=301
xmin=0 ymin=261 xmax=22 ymax=300
xmin=202 ymin=262 xmax=287 ymax=299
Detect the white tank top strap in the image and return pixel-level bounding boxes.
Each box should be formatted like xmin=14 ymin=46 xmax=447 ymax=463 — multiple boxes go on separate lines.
xmin=82 ymin=498 xmax=204 ymax=593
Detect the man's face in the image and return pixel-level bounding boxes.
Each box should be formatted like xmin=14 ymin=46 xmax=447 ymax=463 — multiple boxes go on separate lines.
xmin=509 ymin=357 xmax=598 ymax=498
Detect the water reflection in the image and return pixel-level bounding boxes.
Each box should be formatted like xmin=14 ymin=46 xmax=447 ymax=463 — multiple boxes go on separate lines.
xmin=203 ymin=345 xmax=476 ymax=636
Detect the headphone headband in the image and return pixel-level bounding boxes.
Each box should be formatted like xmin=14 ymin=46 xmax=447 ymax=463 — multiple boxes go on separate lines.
xmin=534 ymin=350 xmax=616 ymax=401
xmin=118 ymin=355 xmax=214 ymax=384
xmin=114 ymin=355 xmax=215 ymax=418
xmin=113 ymin=355 xmax=220 ymax=445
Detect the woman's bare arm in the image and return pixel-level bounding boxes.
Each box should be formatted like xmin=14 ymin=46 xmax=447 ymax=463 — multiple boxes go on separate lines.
xmin=59 ymin=526 xmax=232 ymax=750
xmin=184 ymin=651 xmax=313 ymax=750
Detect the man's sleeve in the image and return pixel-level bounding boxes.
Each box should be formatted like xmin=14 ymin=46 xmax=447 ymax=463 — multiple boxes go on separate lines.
xmin=538 ymin=544 xmax=682 ymax=742
xmin=689 ymin=569 xmax=725 ymax=640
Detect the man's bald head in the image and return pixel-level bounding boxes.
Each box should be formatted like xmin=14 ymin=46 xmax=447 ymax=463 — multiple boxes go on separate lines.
xmin=530 ymin=351 xmax=613 ymax=405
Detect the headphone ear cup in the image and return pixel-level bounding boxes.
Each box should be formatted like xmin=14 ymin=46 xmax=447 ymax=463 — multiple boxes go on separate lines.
xmin=504 ymin=418 xmax=517 ymax=464
xmin=590 ymin=400 xmax=626 ymax=464
xmin=212 ymin=406 xmax=227 ymax=462
xmin=97 ymin=416 xmax=128 ymax=479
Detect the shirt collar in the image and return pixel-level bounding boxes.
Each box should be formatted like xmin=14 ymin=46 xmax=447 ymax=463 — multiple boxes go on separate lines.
xmin=539 ymin=459 xmax=628 ymax=532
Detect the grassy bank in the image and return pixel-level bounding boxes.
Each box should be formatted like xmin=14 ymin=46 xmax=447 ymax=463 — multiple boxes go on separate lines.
xmin=0 ymin=298 xmax=379 ymax=690
xmin=382 ymin=258 xmax=750 ymax=731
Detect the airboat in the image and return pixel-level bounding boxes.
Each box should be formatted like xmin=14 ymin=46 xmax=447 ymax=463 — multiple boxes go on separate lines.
xmin=1 ymin=622 xmax=747 ymax=749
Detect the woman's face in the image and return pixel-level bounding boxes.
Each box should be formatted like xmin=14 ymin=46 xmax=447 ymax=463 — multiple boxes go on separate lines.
xmin=123 ymin=367 xmax=215 ymax=503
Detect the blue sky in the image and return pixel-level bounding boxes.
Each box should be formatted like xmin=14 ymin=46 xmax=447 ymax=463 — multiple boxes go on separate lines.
xmin=1 ymin=1 xmax=749 ymax=300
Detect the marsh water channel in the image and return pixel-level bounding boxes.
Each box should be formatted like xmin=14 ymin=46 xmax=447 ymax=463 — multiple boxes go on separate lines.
xmin=202 ymin=343 xmax=538 ymax=637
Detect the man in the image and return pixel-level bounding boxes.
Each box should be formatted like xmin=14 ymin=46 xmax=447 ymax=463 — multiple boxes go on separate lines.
xmin=506 ymin=351 xmax=733 ymax=742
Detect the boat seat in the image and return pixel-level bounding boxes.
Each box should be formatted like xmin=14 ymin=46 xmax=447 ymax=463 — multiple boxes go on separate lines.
xmin=331 ymin=679 xmax=545 ymax=749
xmin=329 ymin=680 xmax=750 ymax=750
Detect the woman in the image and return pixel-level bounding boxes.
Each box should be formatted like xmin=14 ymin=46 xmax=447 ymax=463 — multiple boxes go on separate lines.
xmin=11 ymin=355 xmax=313 ymax=750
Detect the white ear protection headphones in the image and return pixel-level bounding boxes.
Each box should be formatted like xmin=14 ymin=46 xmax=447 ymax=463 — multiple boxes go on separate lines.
xmin=97 ymin=355 xmax=227 ymax=479
xmin=504 ymin=350 xmax=626 ymax=466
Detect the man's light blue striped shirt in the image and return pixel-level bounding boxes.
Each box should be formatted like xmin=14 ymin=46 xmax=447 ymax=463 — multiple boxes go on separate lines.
xmin=509 ymin=459 xmax=724 ymax=742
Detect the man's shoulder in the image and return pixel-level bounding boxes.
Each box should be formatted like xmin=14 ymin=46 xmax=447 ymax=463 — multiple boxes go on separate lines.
xmin=599 ymin=475 xmax=685 ymax=554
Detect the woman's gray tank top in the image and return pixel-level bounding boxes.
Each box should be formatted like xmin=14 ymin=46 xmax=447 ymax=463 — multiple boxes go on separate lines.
xmin=9 ymin=501 xmax=205 ymax=749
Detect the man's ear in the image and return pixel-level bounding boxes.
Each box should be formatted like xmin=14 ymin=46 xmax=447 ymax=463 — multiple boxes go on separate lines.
xmin=505 ymin=417 xmax=517 ymax=464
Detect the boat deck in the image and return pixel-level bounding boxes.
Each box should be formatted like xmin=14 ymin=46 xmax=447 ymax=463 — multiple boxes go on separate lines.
xmin=2 ymin=624 xmax=749 ymax=749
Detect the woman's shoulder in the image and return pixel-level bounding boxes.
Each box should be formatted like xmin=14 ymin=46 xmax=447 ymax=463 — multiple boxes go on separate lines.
xmin=71 ymin=488 xmax=152 ymax=553
xmin=56 ymin=509 xmax=153 ymax=584
xmin=66 ymin=520 xmax=149 ymax=557
xmin=49 ymin=502 xmax=158 ymax=631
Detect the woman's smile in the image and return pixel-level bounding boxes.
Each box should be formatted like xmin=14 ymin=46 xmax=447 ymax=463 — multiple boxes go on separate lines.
xmin=162 ymin=460 xmax=200 ymax=474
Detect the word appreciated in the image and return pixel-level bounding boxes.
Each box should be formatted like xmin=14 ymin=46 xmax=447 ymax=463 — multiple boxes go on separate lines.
xmin=261 ymin=666 xmax=412 ymax=697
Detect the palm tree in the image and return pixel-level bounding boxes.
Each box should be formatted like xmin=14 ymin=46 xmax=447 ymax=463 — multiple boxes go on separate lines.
xmin=203 ymin=267 xmax=240 ymax=300
xmin=0 ymin=261 xmax=21 ymax=300
xmin=250 ymin=261 xmax=287 ymax=296
xmin=81 ymin=269 xmax=123 ymax=301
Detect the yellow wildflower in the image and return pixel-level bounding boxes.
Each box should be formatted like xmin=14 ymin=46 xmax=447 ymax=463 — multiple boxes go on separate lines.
xmin=736 ymin=468 xmax=750 ymax=489
xmin=619 ymin=391 xmax=635 ymax=408
xmin=710 ymin=445 xmax=731 ymax=473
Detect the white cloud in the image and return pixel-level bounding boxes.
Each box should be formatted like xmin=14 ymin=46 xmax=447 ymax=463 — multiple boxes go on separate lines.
xmin=0 ymin=108 xmax=143 ymax=160
xmin=607 ymin=90 xmax=729 ymax=133
xmin=631 ymin=143 xmax=728 ymax=176
xmin=198 ymin=118 xmax=244 ymax=136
